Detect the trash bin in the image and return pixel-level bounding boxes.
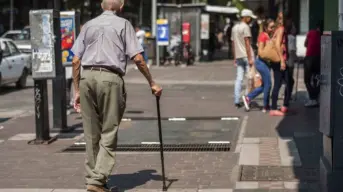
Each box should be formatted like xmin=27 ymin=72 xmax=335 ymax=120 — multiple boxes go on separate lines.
xmin=145 ymin=37 xmax=167 ymax=65
xmin=145 ymin=37 xmax=156 ymax=63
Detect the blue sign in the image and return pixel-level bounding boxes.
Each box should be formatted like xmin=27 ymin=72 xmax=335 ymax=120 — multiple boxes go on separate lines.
xmin=157 ymin=19 xmax=169 ymax=46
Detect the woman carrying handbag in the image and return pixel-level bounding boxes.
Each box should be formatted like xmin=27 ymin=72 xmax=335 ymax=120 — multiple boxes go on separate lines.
xmin=242 ymin=19 xmax=275 ymax=113
xmin=268 ymin=12 xmax=294 ymax=116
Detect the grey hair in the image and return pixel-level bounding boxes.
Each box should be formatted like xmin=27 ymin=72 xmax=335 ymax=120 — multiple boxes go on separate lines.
xmin=101 ymin=0 xmax=124 ymax=11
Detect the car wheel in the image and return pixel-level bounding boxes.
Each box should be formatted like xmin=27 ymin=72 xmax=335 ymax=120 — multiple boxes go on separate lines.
xmin=16 ymin=68 xmax=28 ymax=89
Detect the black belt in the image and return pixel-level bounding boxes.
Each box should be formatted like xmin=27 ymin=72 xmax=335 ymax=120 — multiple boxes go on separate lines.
xmin=83 ymin=66 xmax=122 ymax=76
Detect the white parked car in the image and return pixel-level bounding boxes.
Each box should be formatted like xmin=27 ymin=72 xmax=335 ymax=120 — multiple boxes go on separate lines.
xmin=0 ymin=38 xmax=30 ymax=89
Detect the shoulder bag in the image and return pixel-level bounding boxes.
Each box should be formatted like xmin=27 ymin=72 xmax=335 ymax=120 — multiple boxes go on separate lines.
xmin=259 ymin=38 xmax=281 ymax=63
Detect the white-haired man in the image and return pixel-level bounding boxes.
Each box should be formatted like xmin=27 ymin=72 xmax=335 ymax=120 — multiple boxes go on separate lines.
xmin=71 ymin=0 xmax=162 ymax=191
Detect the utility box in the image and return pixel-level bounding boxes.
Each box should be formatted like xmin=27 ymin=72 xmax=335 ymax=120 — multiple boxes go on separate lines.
xmin=29 ymin=9 xmax=59 ymax=79
xmin=320 ymin=31 xmax=343 ymax=192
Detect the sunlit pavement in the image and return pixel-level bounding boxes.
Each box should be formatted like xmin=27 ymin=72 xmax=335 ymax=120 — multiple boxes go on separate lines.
xmin=0 ymin=60 xmax=319 ymax=191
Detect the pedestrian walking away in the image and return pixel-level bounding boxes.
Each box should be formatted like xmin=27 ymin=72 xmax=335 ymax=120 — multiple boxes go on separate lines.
xmin=242 ymin=19 xmax=274 ymax=113
xmin=231 ymin=9 xmax=256 ymax=108
xmin=303 ymin=21 xmax=323 ymax=108
xmin=71 ymin=0 xmax=162 ymax=191
xmin=135 ymin=25 xmax=149 ymax=65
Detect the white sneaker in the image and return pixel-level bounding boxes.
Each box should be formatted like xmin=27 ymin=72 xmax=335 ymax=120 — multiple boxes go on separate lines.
xmin=242 ymin=95 xmax=250 ymax=111
xmin=304 ymin=100 xmax=319 ymax=107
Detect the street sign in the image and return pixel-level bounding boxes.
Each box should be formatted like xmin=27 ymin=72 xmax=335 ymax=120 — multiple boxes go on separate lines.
xmin=157 ymin=19 xmax=169 ymax=46
xmin=29 ymin=9 xmax=58 ymax=79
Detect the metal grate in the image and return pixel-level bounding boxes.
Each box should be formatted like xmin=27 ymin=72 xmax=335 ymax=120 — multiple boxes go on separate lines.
xmin=62 ymin=143 xmax=231 ymax=152
xmin=239 ymin=165 xmax=319 ymax=181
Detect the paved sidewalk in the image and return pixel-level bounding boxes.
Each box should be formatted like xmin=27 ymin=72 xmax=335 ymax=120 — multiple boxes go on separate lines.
xmin=0 ymin=60 xmax=319 ymax=192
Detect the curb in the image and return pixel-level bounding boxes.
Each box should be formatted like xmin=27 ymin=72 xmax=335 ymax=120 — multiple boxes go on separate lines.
xmin=0 ymin=189 xmax=234 ymax=192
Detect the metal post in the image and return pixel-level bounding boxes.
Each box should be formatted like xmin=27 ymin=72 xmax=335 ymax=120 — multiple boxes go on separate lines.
xmin=152 ymin=0 xmax=156 ymax=37
xmin=179 ymin=1 xmax=183 ymax=63
xmin=29 ymin=80 xmax=56 ymax=144
xmin=33 ymin=0 xmax=39 ymax=9
xmin=28 ymin=3 xmax=57 ymax=145
xmin=10 ymin=0 xmax=13 ymax=30
xmin=52 ymin=0 xmax=68 ymax=132
xmin=139 ymin=0 xmax=143 ymax=26
xmin=161 ymin=0 xmax=167 ymax=65
xmin=339 ymin=0 xmax=343 ymax=30
xmin=152 ymin=0 xmax=160 ymax=66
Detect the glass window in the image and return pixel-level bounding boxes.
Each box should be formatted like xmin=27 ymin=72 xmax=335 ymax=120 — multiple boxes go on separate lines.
xmin=6 ymin=41 xmax=20 ymax=55
xmin=4 ymin=31 xmax=30 ymax=40
xmin=0 ymin=41 xmax=11 ymax=57
xmin=299 ymin=0 xmax=309 ymax=34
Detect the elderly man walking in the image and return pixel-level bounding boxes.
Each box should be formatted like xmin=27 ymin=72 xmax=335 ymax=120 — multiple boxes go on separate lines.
xmin=71 ymin=0 xmax=162 ymax=191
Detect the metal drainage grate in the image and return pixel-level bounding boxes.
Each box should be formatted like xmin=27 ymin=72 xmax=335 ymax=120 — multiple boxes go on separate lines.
xmin=62 ymin=143 xmax=231 ymax=152
xmin=239 ymin=165 xmax=319 ymax=181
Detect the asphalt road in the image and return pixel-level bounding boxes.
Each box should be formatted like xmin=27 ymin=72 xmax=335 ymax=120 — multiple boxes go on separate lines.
xmin=0 ymin=76 xmax=53 ymax=119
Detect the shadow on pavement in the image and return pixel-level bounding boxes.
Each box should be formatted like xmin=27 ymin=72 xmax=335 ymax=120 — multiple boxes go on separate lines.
xmin=0 ymin=85 xmax=34 ymax=95
xmin=276 ymin=91 xmax=321 ymax=191
xmin=108 ymin=169 xmax=178 ymax=190
xmin=0 ymin=117 xmax=11 ymax=124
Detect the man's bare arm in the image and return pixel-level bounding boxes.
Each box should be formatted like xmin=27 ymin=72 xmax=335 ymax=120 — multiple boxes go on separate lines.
xmin=72 ymin=56 xmax=81 ymax=92
xmin=133 ymin=53 xmax=155 ymax=86
xmin=244 ymin=37 xmax=252 ymax=60
xmin=231 ymin=41 xmax=236 ymax=61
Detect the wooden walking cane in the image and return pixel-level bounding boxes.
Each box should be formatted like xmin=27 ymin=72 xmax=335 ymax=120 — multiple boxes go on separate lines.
xmin=155 ymin=96 xmax=167 ymax=191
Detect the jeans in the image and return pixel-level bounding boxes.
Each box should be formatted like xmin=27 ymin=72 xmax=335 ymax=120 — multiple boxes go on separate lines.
xmin=234 ymin=58 xmax=249 ymax=104
xmin=304 ymin=56 xmax=320 ymax=100
xmin=141 ymin=43 xmax=148 ymax=62
xmin=270 ymin=63 xmax=295 ymax=110
xmin=247 ymin=58 xmax=272 ymax=108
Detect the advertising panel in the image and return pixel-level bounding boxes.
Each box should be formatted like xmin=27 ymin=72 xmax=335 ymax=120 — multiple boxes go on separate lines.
xmin=60 ymin=11 xmax=76 ymax=65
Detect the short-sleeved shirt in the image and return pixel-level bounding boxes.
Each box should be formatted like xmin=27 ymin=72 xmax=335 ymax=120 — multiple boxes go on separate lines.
xmin=257 ymin=32 xmax=270 ymax=43
xmin=306 ymin=29 xmax=321 ymax=57
xmin=71 ymin=11 xmax=143 ymax=75
xmin=231 ymin=22 xmax=253 ymax=59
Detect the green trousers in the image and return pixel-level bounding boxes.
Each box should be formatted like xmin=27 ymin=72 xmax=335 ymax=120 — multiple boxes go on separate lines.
xmin=79 ymin=69 xmax=126 ymax=186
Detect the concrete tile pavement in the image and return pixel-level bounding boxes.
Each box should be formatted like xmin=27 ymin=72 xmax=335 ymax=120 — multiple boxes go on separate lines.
xmin=0 ymin=60 xmax=319 ymax=191
xmin=0 ymin=189 xmax=234 ymax=192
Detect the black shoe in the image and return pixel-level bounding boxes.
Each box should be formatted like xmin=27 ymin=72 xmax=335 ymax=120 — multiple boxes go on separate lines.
xmin=235 ymin=103 xmax=242 ymax=109
xmin=104 ymin=184 xmax=119 ymax=192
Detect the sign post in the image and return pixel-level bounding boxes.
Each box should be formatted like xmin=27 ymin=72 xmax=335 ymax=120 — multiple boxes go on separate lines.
xmin=52 ymin=10 xmax=68 ymax=132
xmin=28 ymin=9 xmax=59 ymax=144
xmin=200 ymin=14 xmax=210 ymax=61
xmin=157 ymin=19 xmax=169 ymax=67
xmin=60 ymin=11 xmax=80 ymax=127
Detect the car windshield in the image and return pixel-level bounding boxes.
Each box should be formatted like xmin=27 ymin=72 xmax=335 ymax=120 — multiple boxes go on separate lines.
xmin=4 ymin=31 xmax=30 ymax=41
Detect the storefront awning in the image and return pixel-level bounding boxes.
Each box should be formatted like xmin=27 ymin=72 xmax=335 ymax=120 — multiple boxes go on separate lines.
xmin=205 ymin=5 xmax=240 ymax=14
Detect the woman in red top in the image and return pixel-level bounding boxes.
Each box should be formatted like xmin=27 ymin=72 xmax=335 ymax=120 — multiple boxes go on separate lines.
xmin=269 ymin=12 xmax=294 ymax=116
xmin=242 ymin=19 xmax=274 ymax=112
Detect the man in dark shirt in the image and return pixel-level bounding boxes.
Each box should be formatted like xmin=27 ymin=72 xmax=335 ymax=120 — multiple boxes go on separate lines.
xmin=304 ymin=21 xmax=323 ymax=107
